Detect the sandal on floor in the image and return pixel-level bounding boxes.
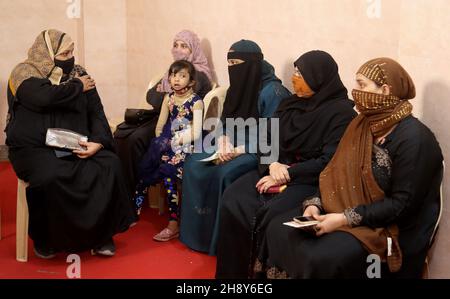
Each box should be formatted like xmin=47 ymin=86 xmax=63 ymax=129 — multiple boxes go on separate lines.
xmin=153 ymin=228 xmax=179 ymax=242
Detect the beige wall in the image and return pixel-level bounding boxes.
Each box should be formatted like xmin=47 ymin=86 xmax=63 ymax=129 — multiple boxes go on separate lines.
xmin=83 ymin=0 xmax=127 ymax=119
xmin=127 ymin=0 xmax=450 ymax=278
xmin=126 ymin=0 xmax=404 ymax=103
xmin=399 ymin=1 xmax=450 ymax=278
xmin=0 ymin=0 xmax=449 ymax=278
xmin=0 ymin=0 xmax=78 ymax=144
xmin=0 ymin=0 xmax=127 ymax=145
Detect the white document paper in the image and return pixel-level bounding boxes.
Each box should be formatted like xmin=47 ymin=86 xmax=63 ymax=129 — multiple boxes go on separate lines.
xmin=199 ymin=152 xmax=219 ymax=162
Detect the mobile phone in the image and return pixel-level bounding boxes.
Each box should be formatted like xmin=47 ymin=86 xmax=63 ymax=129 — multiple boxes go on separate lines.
xmin=293 ymin=216 xmax=317 ymax=223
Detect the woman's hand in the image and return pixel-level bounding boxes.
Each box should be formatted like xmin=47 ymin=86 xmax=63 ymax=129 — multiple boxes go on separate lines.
xmin=313 ymin=213 xmax=348 ymax=236
xmin=73 ymin=141 xmax=103 ymax=159
xmin=303 ymin=205 xmax=321 ymax=218
xmin=269 ymin=162 xmax=291 ymax=185
xmin=256 ymin=175 xmax=277 ymax=194
xmin=156 ymin=83 xmax=163 ymax=92
xmin=232 ymin=145 xmax=245 ymax=158
xmin=217 ymin=135 xmax=235 ymax=163
xmin=301 ymin=205 xmax=321 ymax=235
xmin=76 ymin=75 xmax=96 ymax=92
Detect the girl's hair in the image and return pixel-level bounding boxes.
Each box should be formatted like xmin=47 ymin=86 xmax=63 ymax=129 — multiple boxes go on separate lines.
xmin=169 ymin=60 xmax=196 ymax=84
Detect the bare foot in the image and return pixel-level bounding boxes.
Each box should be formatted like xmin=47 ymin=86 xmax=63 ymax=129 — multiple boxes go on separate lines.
xmin=167 ymin=220 xmax=179 ymax=233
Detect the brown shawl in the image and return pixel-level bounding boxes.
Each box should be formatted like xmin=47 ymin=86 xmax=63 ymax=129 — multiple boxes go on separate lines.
xmin=319 ymin=58 xmax=415 ymax=272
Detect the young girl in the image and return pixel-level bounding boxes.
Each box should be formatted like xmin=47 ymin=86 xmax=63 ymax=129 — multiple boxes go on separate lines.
xmin=134 ymin=60 xmax=204 ymax=241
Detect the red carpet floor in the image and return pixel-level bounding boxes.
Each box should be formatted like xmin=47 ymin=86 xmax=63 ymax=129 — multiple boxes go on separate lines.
xmin=0 ymin=162 xmax=216 ymax=279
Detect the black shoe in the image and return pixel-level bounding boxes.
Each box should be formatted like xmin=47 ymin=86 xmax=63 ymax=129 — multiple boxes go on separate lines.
xmin=33 ymin=246 xmax=57 ymax=259
xmin=91 ymin=238 xmax=116 ymax=257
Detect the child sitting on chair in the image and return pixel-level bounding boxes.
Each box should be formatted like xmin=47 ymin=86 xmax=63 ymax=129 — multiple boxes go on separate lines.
xmin=134 ymin=60 xmax=204 ymax=241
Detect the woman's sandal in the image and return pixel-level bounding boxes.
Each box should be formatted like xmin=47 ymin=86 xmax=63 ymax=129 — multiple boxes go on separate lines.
xmin=153 ymin=227 xmax=179 ymax=242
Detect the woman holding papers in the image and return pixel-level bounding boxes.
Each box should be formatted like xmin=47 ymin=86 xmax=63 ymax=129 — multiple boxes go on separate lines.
xmin=215 ymin=50 xmax=356 ymax=278
xmin=256 ymin=57 xmax=443 ymax=278
xmin=180 ymin=40 xmax=290 ymax=255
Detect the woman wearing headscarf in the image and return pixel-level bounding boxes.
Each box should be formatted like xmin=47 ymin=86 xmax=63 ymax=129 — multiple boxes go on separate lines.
xmin=256 ymin=58 xmax=443 ymax=279
xmin=180 ymin=40 xmax=291 ymax=255
xmin=114 ymin=29 xmax=212 ymax=197
xmin=215 ymin=50 xmax=357 ymax=278
xmin=5 ymin=29 xmax=137 ymax=258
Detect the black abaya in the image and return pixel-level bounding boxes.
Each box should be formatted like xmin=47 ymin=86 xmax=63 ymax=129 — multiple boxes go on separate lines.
xmin=259 ymin=116 xmax=443 ymax=278
xmin=6 ymin=77 xmax=137 ymax=252
xmin=215 ymin=98 xmax=357 ymax=278
xmin=215 ymin=51 xmax=358 ymax=279
xmin=216 ymin=170 xmax=318 ymax=278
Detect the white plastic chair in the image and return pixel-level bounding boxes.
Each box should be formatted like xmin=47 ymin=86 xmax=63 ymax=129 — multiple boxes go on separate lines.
xmin=16 ymin=179 xmax=29 ymax=262
xmin=203 ymin=86 xmax=228 ymax=123
xmin=431 ymin=161 xmax=445 ymax=245
xmin=423 ymin=161 xmax=445 ymax=277
xmin=0 ymin=177 xmax=30 ymax=261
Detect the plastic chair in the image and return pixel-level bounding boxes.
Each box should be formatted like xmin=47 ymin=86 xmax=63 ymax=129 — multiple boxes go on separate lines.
xmin=203 ymin=86 xmax=228 ymax=123
xmin=16 ymin=179 xmax=29 ymax=262
xmin=423 ymin=161 xmax=445 ymax=278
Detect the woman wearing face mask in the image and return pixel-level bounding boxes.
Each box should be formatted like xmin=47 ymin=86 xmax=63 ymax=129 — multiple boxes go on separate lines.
xmin=5 ymin=29 xmax=137 ymax=258
xmin=114 ymin=30 xmax=213 ymax=197
xmin=180 ymin=40 xmax=291 ymax=255
xmin=255 ymin=58 xmax=443 ymax=279
xmin=215 ymin=50 xmax=357 ymax=278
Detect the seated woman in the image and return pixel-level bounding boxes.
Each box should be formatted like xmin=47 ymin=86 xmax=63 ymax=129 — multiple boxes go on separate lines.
xmin=114 ymin=30 xmax=213 ymax=197
xmin=256 ymin=57 xmax=443 ymax=279
xmin=215 ymin=50 xmax=357 ymax=278
xmin=5 ymin=30 xmax=137 ymax=258
xmin=180 ymin=40 xmax=291 ymax=255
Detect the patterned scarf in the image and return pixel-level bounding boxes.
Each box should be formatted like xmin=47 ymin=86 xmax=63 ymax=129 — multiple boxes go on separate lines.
xmin=9 ymin=29 xmax=74 ymax=96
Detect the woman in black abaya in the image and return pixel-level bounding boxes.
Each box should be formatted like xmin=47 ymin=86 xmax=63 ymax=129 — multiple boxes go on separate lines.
xmin=215 ymin=50 xmax=357 ymax=278
xmin=5 ymin=29 xmax=137 ymax=258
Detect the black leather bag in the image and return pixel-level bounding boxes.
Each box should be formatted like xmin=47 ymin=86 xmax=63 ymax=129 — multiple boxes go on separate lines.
xmin=114 ymin=108 xmax=157 ymax=139
xmin=124 ymin=108 xmax=156 ymax=126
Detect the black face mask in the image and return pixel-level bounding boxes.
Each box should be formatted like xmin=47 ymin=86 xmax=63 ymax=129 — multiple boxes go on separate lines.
xmin=54 ymin=56 xmax=75 ymax=75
